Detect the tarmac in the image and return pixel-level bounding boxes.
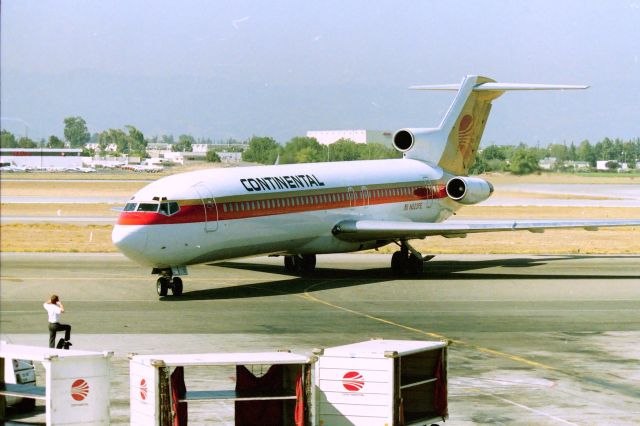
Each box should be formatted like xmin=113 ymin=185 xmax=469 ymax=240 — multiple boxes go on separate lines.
xmin=1 ymin=252 xmax=639 ymax=425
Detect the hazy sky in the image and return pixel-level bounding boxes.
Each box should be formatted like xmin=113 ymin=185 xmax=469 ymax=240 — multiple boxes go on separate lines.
xmin=2 ymin=0 xmax=639 ymax=145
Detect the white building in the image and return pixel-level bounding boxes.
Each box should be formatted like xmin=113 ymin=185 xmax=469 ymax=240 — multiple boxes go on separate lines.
xmin=192 ymin=144 xmax=212 ymax=153
xmin=306 ymin=130 xmax=393 ymax=147
xmin=538 ymin=157 xmax=557 ymax=170
xmin=0 ymin=148 xmax=83 ymax=169
xmin=596 ymin=160 xmax=619 ymax=171
xmin=85 ymin=143 xmax=118 ymax=152
xmin=565 ymin=161 xmax=590 ymax=170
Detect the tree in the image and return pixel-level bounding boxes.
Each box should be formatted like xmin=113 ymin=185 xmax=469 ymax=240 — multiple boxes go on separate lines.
xmin=172 ymin=134 xmax=194 ymax=152
xmin=605 ymin=160 xmax=620 ymax=171
xmin=242 ymin=136 xmax=280 ymax=164
xmin=509 ymin=147 xmax=539 ymax=175
xmin=576 ymin=140 xmax=596 ymax=167
xmin=280 ymin=136 xmax=324 ymax=164
xmin=568 ymin=142 xmax=577 ymax=161
xmin=548 ymin=143 xmax=569 ymax=162
xmin=161 ymin=134 xmax=175 ymax=145
xmin=47 ymin=135 xmax=65 ymax=148
xmin=361 ymin=142 xmax=402 ymax=160
xmin=17 ymin=137 xmax=38 ymax=148
xmin=63 ymin=116 xmax=90 ymax=148
xmin=476 ymin=144 xmax=511 ymax=172
xmin=125 ymin=125 xmax=147 ymax=157
xmin=329 ymin=139 xmax=361 ymax=161
xmin=97 ymin=129 xmax=128 ymax=154
xmin=206 ymin=151 xmax=221 ymax=162
xmin=1 ymin=130 xmax=17 ymax=148
xmin=482 ymin=144 xmax=508 ymax=161
xmin=468 ymin=154 xmax=487 ymax=175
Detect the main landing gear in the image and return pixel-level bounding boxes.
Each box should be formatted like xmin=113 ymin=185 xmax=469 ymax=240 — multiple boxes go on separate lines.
xmin=155 ymin=270 xmax=184 ymax=297
xmin=283 ymin=254 xmax=317 ymax=275
xmin=391 ymin=241 xmax=434 ymax=276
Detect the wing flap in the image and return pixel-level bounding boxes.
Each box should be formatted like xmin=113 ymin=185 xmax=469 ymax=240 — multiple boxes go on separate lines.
xmin=332 ymin=219 xmax=640 ymax=242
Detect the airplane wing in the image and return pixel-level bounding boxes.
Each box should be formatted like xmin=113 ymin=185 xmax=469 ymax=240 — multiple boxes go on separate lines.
xmin=332 ymin=219 xmax=640 ymax=242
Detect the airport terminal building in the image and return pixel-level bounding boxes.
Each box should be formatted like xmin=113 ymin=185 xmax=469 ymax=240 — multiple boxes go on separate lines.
xmin=0 ymin=148 xmax=83 ymax=170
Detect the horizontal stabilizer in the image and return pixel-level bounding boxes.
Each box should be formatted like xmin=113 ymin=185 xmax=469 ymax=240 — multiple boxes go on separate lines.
xmin=410 ymin=83 xmax=589 ymax=91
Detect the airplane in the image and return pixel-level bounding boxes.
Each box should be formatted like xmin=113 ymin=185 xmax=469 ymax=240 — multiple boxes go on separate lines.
xmin=112 ymin=75 xmax=640 ymax=297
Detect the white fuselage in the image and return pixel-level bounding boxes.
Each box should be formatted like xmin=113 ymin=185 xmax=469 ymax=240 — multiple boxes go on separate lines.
xmin=112 ymin=158 xmax=458 ymax=268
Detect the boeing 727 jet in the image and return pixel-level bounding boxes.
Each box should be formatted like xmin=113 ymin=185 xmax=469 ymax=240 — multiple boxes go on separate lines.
xmin=112 ymin=75 xmax=640 ymax=297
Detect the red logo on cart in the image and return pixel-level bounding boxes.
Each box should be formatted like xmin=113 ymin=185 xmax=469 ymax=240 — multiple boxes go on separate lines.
xmin=342 ymin=371 xmax=364 ymax=392
xmin=71 ymin=379 xmax=89 ymax=401
xmin=140 ymin=378 xmax=148 ymax=400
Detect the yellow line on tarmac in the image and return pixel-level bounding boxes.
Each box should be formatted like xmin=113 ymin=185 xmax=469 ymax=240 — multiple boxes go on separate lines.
xmin=300 ymin=281 xmax=556 ymax=371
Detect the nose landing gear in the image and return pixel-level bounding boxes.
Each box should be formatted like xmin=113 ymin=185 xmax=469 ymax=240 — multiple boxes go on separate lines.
xmin=155 ymin=269 xmax=185 ymax=297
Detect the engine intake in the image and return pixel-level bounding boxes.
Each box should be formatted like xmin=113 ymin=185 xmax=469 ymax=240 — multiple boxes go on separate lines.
xmin=393 ymin=129 xmax=415 ymax=152
xmin=446 ymin=176 xmax=494 ymax=205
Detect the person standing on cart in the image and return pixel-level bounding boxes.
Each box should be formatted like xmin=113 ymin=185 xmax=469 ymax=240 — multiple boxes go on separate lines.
xmin=44 ymin=294 xmax=72 ymax=349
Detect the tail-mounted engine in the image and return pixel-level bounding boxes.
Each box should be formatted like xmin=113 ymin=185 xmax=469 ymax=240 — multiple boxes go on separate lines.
xmin=392 ymin=127 xmax=444 ymax=162
xmin=445 ymin=176 xmax=493 ymax=205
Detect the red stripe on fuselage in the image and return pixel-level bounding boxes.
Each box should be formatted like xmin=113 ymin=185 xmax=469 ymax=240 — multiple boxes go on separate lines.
xmin=116 ymin=184 xmax=447 ymax=226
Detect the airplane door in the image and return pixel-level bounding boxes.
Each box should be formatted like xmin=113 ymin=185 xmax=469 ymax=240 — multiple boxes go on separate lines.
xmin=192 ymin=183 xmax=218 ymax=232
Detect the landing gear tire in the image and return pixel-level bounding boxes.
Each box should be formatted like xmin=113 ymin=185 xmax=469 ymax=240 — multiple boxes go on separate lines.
xmin=284 ymin=254 xmax=316 ymax=275
xmin=171 ymin=277 xmax=183 ymax=296
xmin=156 ymin=277 xmax=169 ymax=296
xmin=407 ymin=253 xmax=424 ymax=275
xmin=391 ymin=250 xmax=424 ymax=276
xmin=391 ymin=251 xmax=406 ymax=275
xmin=284 ymin=256 xmax=295 ymax=273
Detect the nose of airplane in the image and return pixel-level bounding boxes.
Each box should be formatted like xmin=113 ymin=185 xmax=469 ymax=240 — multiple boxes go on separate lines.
xmin=112 ymin=225 xmax=148 ymax=261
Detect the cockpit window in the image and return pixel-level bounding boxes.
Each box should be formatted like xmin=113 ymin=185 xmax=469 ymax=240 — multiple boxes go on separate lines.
xmin=136 ymin=203 xmax=159 ymax=212
xmin=169 ymin=202 xmax=179 ymax=215
xmin=159 ymin=201 xmax=180 ymax=216
xmin=123 ymin=202 xmax=137 ymax=212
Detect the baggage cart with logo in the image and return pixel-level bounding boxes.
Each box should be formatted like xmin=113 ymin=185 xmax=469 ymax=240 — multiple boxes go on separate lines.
xmin=314 ymin=339 xmax=448 ymax=426
xmin=129 ymin=351 xmax=314 ymax=425
xmin=0 ymin=341 xmax=112 ymax=425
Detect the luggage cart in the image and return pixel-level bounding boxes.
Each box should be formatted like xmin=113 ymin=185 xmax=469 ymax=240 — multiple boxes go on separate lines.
xmin=130 ymin=351 xmax=314 ymax=425
xmin=314 ymin=339 xmax=448 ymax=426
xmin=0 ymin=341 xmax=112 ymax=425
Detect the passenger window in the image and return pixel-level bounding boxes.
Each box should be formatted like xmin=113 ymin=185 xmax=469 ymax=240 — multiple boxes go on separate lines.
xmin=137 ymin=203 xmax=159 ymax=212
xmin=124 ymin=202 xmax=137 ymax=212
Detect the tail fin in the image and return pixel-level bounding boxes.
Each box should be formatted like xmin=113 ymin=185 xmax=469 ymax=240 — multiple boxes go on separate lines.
xmin=393 ymin=75 xmax=588 ymax=175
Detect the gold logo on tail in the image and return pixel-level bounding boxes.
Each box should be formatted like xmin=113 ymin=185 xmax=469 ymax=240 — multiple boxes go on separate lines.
xmin=458 ymin=114 xmax=474 ymax=160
